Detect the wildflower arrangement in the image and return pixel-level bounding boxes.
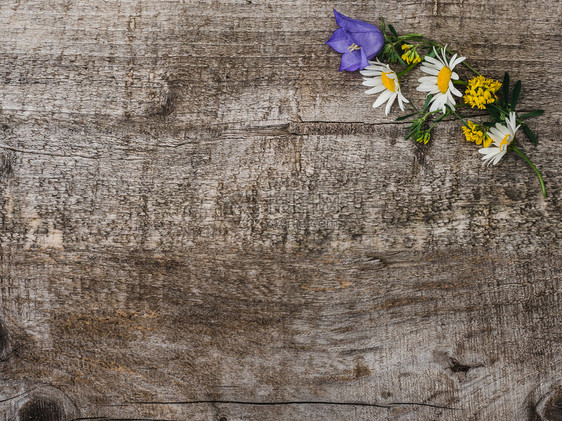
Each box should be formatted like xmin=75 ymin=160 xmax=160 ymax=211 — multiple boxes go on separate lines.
xmin=326 ymin=10 xmax=546 ymax=197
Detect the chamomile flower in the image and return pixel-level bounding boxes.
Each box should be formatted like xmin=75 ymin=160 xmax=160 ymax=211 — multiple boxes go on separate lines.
xmin=360 ymin=60 xmax=409 ymax=115
xmin=478 ymin=112 xmax=520 ymax=166
xmin=417 ymin=46 xmax=466 ymax=113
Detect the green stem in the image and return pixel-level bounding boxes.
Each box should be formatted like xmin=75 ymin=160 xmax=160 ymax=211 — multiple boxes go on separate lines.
xmin=511 ymin=145 xmax=546 ymax=198
xmin=451 ymin=110 xmax=469 ymax=127
xmin=397 ymin=61 xmax=418 ymax=77
xmin=398 ymin=34 xmax=425 ymax=40
xmin=407 ymin=98 xmax=420 ymax=113
xmin=428 ymin=113 xmax=448 ymax=131
xmin=453 ymin=80 xmax=468 ymax=86
xmin=462 ymin=61 xmax=481 ymax=76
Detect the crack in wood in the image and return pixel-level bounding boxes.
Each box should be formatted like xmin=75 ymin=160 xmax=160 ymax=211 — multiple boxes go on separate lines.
xmin=0 ymin=143 xmax=143 ymax=161
xmin=103 ymin=399 xmax=459 ymax=410
xmin=0 ymin=390 xmax=35 ymax=404
xmin=72 ymin=418 xmax=176 ymax=421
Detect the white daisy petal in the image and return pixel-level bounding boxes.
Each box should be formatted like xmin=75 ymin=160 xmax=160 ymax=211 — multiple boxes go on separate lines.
xmin=365 ymin=85 xmax=386 ymax=95
xmin=416 ymin=84 xmax=435 ymax=92
xmin=450 ymin=55 xmax=466 ymax=69
xmin=418 ymin=76 xmax=438 ymax=84
xmin=419 ymin=66 xmax=440 ymax=76
xmin=449 ymin=54 xmax=458 ymax=67
xmin=397 ymin=95 xmax=405 ymax=111
xmin=362 ymin=79 xmax=383 ymax=86
xmin=385 ymin=93 xmax=397 ymax=115
xmin=429 ymin=100 xmax=441 ymax=113
xmin=444 ymin=90 xmax=450 ymax=103
xmin=424 ymin=56 xmax=444 ymax=67
xmin=488 ymin=127 xmax=502 ymax=138
xmin=360 ymin=71 xmax=381 ymax=77
xmin=373 ymin=89 xmax=393 ymax=108
xmin=492 ymin=150 xmax=506 ymax=165
xmin=449 ymin=84 xmax=462 ymax=97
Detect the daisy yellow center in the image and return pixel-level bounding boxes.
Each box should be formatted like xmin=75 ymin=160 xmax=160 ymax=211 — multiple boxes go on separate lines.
xmin=437 ymin=66 xmax=452 ymax=94
xmin=381 ymin=72 xmax=396 ymax=93
xmin=499 ymin=134 xmax=511 ymax=151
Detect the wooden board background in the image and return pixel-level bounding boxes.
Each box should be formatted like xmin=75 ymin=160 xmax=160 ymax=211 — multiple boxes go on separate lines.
xmin=0 ymin=0 xmax=561 ymax=420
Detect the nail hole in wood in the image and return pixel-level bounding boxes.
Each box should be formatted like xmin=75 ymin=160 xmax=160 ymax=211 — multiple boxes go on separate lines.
xmin=19 ymin=399 xmax=64 ymax=421
xmin=540 ymin=389 xmax=562 ymax=421
xmin=449 ymin=357 xmax=471 ymax=373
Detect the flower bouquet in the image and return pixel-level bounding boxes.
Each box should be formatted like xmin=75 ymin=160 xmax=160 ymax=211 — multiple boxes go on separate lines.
xmin=326 ymin=10 xmax=546 ymax=197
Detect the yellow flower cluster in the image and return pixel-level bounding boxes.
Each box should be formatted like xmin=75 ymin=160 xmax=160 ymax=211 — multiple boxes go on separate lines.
xmin=462 ymin=121 xmax=492 ymax=147
xmin=463 ymin=75 xmax=502 ymax=109
xmin=401 ymin=44 xmax=421 ymax=65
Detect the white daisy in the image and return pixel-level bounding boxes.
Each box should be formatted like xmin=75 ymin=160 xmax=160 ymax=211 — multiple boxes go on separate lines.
xmin=416 ymin=46 xmax=466 ymax=113
xmin=478 ymin=111 xmax=520 ymax=166
xmin=360 ymin=60 xmax=409 ymax=115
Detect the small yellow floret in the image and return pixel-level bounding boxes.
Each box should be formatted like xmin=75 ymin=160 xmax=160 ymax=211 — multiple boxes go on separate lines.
xmin=463 ymin=75 xmax=502 ymax=109
xmin=462 ymin=121 xmax=492 ymax=147
xmin=400 ymin=43 xmax=421 ymax=65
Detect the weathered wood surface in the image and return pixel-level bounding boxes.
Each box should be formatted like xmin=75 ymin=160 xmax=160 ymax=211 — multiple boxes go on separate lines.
xmin=0 ymin=0 xmax=561 ymax=420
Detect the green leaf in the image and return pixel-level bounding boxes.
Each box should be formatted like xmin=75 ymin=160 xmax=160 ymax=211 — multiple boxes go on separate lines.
xmin=487 ymin=106 xmax=501 ymax=121
xmin=389 ymin=24 xmax=398 ymax=38
xmin=522 ymin=124 xmax=538 ymax=145
xmin=405 ymin=129 xmax=417 ymax=141
xmin=422 ymin=94 xmax=432 ymax=112
xmin=519 ymin=110 xmax=544 ymax=119
xmin=511 ymin=80 xmax=522 ymax=109
xmin=502 ymin=72 xmax=510 ymax=106
xmin=396 ymin=112 xmax=417 ymax=121
xmin=405 ymin=122 xmax=422 ymax=140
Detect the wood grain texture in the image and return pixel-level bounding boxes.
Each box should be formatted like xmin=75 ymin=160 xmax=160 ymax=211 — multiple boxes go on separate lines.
xmin=0 ymin=0 xmax=560 ymax=420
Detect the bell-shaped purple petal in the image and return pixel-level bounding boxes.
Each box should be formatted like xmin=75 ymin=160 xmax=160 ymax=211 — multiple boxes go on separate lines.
xmin=333 ymin=9 xmax=379 ymax=34
xmin=326 ymin=10 xmax=385 ymax=71
xmin=339 ymin=49 xmax=368 ymax=72
xmin=333 ymin=10 xmax=384 ymax=60
xmin=349 ymin=30 xmax=384 ymax=61
xmin=326 ymin=28 xmax=353 ymax=54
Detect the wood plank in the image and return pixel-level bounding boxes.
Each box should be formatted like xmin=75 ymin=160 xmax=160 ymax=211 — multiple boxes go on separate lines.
xmin=0 ymin=0 xmax=560 ymax=419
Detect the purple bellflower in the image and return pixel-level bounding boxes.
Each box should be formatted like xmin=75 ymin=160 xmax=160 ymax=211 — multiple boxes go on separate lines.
xmin=326 ymin=10 xmax=384 ymax=72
